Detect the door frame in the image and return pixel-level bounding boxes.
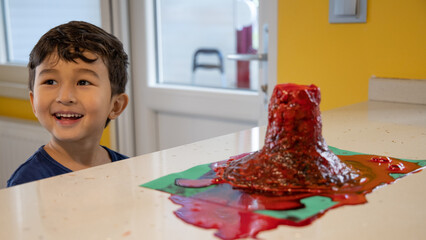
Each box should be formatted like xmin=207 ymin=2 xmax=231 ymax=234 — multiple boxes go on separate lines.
xmin=106 ymin=0 xmax=135 ymax=157
xmin=125 ymin=0 xmax=277 ymax=155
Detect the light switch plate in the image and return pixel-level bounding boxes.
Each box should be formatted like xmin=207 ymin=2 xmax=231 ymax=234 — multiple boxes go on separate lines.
xmin=329 ymin=0 xmax=367 ymax=23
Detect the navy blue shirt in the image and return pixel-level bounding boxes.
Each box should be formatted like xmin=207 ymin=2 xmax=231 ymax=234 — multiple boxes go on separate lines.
xmin=7 ymin=146 xmax=128 ymax=187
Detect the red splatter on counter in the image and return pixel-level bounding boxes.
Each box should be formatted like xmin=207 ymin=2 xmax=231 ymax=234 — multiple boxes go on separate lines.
xmin=147 ymin=83 xmax=425 ymax=240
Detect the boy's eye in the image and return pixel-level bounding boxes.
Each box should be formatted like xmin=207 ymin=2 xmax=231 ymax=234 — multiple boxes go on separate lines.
xmin=43 ymin=79 xmax=57 ymax=85
xmin=77 ymin=80 xmax=91 ymax=86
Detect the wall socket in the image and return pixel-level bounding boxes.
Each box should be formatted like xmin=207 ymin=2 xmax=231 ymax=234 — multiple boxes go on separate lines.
xmin=329 ymin=0 xmax=367 ymax=23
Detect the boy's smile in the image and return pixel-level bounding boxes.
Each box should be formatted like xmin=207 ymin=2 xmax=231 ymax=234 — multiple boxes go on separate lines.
xmin=53 ymin=112 xmax=84 ymax=126
xmin=30 ymin=52 xmax=118 ymax=145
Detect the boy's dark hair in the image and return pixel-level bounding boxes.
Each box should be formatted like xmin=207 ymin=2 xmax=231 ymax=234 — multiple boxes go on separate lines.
xmin=28 ymin=21 xmax=128 ymax=96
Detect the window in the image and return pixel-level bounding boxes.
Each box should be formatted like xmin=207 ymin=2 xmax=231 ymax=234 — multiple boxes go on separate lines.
xmin=155 ymin=0 xmax=260 ymax=91
xmin=0 ymin=0 xmax=102 ymax=64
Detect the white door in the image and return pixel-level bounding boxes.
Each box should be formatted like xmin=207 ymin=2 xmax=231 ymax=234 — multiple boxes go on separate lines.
xmin=128 ymin=0 xmax=277 ymax=155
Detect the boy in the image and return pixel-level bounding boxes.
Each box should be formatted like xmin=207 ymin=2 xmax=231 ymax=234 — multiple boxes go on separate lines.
xmin=7 ymin=21 xmax=129 ymax=187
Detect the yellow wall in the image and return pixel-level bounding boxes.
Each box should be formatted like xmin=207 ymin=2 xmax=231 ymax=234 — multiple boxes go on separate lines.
xmin=277 ymin=0 xmax=426 ymax=110
xmin=0 ymin=96 xmax=111 ymax=147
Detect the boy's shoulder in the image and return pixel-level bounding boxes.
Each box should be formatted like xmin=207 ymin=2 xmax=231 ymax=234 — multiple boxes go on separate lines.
xmin=7 ymin=146 xmax=71 ymax=187
xmin=102 ymin=146 xmax=129 ymax=162
xmin=7 ymin=146 xmax=128 ymax=187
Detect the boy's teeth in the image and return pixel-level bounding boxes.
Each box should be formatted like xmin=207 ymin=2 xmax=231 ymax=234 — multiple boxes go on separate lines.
xmin=55 ymin=113 xmax=82 ymax=118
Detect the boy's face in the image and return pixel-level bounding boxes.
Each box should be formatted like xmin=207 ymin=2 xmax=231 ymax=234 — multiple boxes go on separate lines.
xmin=30 ymin=52 xmax=126 ymax=144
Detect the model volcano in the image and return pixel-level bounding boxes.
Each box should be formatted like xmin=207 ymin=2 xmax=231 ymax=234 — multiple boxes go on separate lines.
xmin=214 ymin=83 xmax=360 ymax=194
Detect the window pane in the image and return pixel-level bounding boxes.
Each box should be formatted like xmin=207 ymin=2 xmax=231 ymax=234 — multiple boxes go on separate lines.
xmin=156 ymin=0 xmax=259 ymax=91
xmin=3 ymin=0 xmax=101 ymax=64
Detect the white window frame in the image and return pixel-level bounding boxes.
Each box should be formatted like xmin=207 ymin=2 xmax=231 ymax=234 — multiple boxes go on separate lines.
xmin=0 ymin=1 xmax=7 ymax=63
xmin=0 ymin=0 xmax=28 ymax=98
xmin=129 ymin=0 xmax=277 ymax=155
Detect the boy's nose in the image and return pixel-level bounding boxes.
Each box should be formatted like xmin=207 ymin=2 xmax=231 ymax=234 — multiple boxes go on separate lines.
xmin=56 ymin=85 xmax=76 ymax=104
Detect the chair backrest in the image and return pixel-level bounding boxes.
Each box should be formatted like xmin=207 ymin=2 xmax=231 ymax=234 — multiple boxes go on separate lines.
xmin=192 ymin=48 xmax=224 ymax=74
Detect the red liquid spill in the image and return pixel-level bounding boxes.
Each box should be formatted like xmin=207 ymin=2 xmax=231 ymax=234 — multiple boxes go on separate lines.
xmin=171 ymin=155 xmax=423 ymax=240
xmin=166 ymin=84 xmax=424 ymax=239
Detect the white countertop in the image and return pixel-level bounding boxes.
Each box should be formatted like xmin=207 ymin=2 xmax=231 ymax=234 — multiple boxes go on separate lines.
xmin=1 ymin=101 xmax=425 ymax=240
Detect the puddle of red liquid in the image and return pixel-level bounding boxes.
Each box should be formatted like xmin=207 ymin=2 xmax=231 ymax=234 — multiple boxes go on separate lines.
xmin=170 ymin=154 xmax=423 ymax=240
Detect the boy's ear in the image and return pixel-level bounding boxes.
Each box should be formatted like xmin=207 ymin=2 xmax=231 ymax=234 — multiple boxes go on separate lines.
xmin=29 ymin=91 xmax=37 ymax=116
xmin=108 ymin=93 xmax=129 ymax=120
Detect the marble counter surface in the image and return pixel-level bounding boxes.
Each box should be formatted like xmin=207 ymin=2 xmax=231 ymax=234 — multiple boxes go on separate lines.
xmin=1 ymin=101 xmax=425 ymax=240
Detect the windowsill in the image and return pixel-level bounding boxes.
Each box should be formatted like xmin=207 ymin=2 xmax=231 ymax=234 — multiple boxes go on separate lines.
xmin=0 ymin=64 xmax=29 ymax=99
